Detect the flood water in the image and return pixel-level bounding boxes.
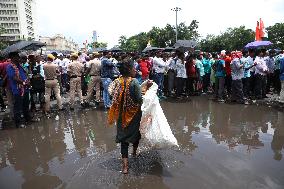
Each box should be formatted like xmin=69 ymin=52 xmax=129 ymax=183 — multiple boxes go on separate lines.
xmin=0 ymin=97 xmax=283 ymax=189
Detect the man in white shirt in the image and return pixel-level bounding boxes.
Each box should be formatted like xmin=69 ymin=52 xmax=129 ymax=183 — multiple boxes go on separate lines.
xmin=167 ymin=52 xmax=177 ymax=96
xmin=152 ymin=51 xmax=168 ymax=98
xmin=61 ymin=55 xmax=70 ymax=93
xmin=254 ymin=49 xmax=268 ymax=99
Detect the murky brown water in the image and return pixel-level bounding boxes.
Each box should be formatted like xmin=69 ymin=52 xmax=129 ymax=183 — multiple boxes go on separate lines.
xmin=0 ymin=97 xmax=283 ymax=189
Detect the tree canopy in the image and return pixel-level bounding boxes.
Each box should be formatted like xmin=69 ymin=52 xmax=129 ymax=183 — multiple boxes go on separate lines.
xmin=199 ymin=26 xmax=255 ymax=52
xmin=266 ymin=23 xmax=284 ymax=50
xmin=118 ymin=20 xmax=200 ymax=52
xmin=118 ymin=21 xmax=284 ymax=53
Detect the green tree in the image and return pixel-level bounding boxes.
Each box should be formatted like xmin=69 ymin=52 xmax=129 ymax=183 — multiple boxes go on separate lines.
xmin=199 ymin=26 xmax=254 ymax=52
xmin=91 ymin=41 xmax=108 ymax=48
xmin=266 ymin=23 xmax=284 ymax=50
xmin=118 ymin=21 xmax=200 ymax=52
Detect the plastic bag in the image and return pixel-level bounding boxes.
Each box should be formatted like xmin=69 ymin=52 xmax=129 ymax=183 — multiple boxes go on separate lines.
xmin=140 ymin=81 xmax=179 ymax=148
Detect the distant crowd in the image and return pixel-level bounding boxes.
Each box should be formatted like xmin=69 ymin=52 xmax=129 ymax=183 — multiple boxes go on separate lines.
xmin=0 ymin=48 xmax=284 ymax=128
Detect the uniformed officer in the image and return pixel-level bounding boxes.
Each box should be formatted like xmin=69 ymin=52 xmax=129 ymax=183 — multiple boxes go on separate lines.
xmin=84 ymin=53 xmax=101 ymax=106
xmin=43 ymin=54 xmax=63 ymax=113
xmin=68 ymin=53 xmax=84 ymax=110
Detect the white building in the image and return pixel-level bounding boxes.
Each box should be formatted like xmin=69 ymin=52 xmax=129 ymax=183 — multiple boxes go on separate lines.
xmin=0 ymin=0 xmax=38 ymax=41
xmin=39 ymin=34 xmax=79 ymax=52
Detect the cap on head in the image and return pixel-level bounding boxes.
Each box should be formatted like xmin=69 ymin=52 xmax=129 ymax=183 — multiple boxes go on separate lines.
xmin=71 ymin=53 xmax=78 ymax=59
xmin=47 ymin=54 xmax=55 ymax=60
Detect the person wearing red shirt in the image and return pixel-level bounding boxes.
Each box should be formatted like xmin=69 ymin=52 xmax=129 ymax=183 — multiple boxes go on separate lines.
xmin=186 ymin=54 xmax=198 ymax=95
xmin=138 ymin=55 xmax=150 ymax=81
xmin=0 ymin=56 xmax=11 ymax=112
xmin=223 ymin=51 xmax=232 ymax=97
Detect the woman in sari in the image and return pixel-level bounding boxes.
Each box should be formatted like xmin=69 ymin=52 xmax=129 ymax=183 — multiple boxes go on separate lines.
xmin=108 ymin=58 xmax=151 ymax=174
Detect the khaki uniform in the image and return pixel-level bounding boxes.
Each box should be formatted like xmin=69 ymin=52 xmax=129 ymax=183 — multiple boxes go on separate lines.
xmin=85 ymin=58 xmax=101 ymax=103
xmin=43 ymin=61 xmax=62 ymax=112
xmin=68 ymin=60 xmax=83 ymax=107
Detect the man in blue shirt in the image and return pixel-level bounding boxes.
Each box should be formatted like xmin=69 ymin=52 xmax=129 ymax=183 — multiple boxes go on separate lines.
xmin=214 ymin=56 xmax=226 ymax=102
xmin=100 ymin=51 xmax=115 ymax=109
xmin=6 ymin=52 xmax=31 ymax=128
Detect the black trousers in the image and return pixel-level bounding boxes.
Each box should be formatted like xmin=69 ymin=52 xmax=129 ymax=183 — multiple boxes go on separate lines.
xmin=242 ymin=77 xmax=250 ymax=98
xmin=266 ymin=73 xmax=274 ymax=93
xmin=186 ymin=77 xmax=196 ymax=95
xmin=13 ymin=92 xmax=30 ymax=127
xmin=203 ymin=73 xmax=211 ymax=92
xmin=255 ymin=74 xmax=267 ymax=99
xmin=249 ymin=72 xmax=255 ymax=97
xmin=225 ymin=75 xmax=232 ymax=95
xmin=231 ymin=79 xmax=244 ymax=103
xmin=0 ymin=87 xmax=5 ymax=108
xmin=273 ymin=69 xmax=281 ymax=94
xmin=30 ymin=88 xmax=45 ymax=110
xmin=121 ymin=141 xmax=139 ymax=158
xmin=176 ymin=77 xmax=185 ymax=97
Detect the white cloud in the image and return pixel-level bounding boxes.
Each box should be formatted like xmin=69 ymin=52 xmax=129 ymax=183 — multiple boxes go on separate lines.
xmin=37 ymin=0 xmax=284 ymax=48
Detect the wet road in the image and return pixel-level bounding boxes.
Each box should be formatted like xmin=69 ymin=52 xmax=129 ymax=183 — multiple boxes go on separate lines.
xmin=0 ymin=97 xmax=283 ymax=189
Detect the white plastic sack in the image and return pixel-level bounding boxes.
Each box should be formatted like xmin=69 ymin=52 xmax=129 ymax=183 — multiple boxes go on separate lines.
xmin=140 ymin=81 xmax=179 ymax=148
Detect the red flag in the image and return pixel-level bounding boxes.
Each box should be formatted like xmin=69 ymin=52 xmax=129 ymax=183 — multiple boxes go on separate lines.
xmin=259 ymin=18 xmax=265 ymax=39
xmin=255 ymin=21 xmax=261 ymax=41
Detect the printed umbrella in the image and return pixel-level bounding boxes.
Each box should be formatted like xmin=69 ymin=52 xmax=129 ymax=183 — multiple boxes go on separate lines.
xmin=244 ymin=41 xmax=273 ymax=49
xmin=3 ymin=41 xmax=45 ymax=55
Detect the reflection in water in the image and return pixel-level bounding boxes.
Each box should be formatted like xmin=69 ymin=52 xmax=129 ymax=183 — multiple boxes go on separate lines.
xmin=0 ymin=97 xmax=283 ymax=188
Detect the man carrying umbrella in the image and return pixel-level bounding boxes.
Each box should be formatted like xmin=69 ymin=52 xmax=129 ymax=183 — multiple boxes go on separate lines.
xmin=6 ymin=52 xmax=31 ymax=128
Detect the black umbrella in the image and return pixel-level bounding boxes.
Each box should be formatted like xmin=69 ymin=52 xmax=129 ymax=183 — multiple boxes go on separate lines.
xmin=3 ymin=41 xmax=46 ymax=55
xmin=163 ymin=46 xmax=175 ymax=52
xmin=109 ymin=47 xmax=122 ymax=52
xmin=174 ymin=40 xmax=197 ymax=52
xmin=142 ymin=46 xmax=163 ymax=53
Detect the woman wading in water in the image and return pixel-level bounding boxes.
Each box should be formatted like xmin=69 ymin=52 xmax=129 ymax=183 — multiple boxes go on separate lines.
xmin=108 ymin=58 xmax=152 ymax=174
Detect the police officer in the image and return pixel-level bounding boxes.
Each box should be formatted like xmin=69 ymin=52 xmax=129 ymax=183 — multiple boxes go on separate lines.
xmin=68 ymin=53 xmax=84 ymax=110
xmin=84 ymin=53 xmax=101 ymax=106
xmin=43 ymin=54 xmax=63 ymax=113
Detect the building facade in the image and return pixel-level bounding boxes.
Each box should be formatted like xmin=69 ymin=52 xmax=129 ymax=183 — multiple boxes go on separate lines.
xmin=39 ymin=34 xmax=79 ymax=52
xmin=0 ymin=0 xmax=38 ymax=41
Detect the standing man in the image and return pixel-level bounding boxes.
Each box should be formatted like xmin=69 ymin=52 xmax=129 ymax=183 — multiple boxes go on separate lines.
xmin=29 ymin=54 xmax=45 ymax=112
xmin=6 ymin=52 xmax=31 ymax=128
xmin=68 ymin=53 xmax=84 ymax=110
xmin=167 ymin=52 xmax=177 ymax=97
xmin=61 ymin=54 xmax=70 ymax=93
xmin=265 ymin=50 xmax=275 ymax=94
xmin=43 ymin=54 xmax=63 ymax=114
xmin=101 ymin=51 xmax=115 ymax=109
xmin=152 ymin=51 xmax=167 ymax=98
xmin=202 ymin=53 xmax=212 ymax=93
xmin=224 ymin=51 xmax=232 ymax=97
xmin=84 ymin=53 xmax=101 ymax=106
xmin=230 ymin=52 xmax=247 ymax=104
xmin=215 ymin=54 xmax=226 ymax=102
xmin=254 ymin=49 xmax=268 ymax=99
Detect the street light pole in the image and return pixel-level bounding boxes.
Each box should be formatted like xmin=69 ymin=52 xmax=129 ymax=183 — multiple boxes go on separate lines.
xmin=171 ymin=7 xmax=181 ymax=42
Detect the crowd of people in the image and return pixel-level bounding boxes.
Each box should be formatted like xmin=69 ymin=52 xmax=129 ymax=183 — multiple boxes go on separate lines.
xmin=0 ymin=48 xmax=284 ymax=128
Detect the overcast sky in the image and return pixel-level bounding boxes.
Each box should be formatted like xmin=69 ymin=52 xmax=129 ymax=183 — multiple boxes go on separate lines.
xmin=37 ymin=0 xmax=284 ymax=48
